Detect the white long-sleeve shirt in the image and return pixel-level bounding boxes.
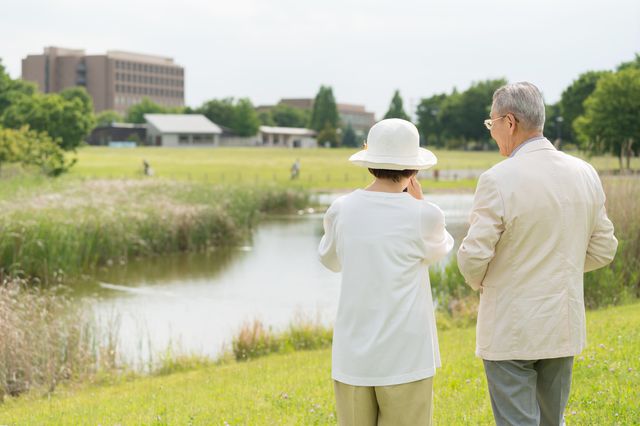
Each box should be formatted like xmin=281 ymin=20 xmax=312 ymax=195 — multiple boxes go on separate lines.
xmin=318 ymin=189 xmax=454 ymax=386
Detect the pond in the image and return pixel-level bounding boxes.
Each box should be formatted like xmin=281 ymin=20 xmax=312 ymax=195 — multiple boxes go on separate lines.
xmin=74 ymin=193 xmax=473 ymax=365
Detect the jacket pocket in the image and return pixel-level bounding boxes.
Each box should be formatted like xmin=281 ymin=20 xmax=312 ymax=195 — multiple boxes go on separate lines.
xmin=476 ymin=287 xmax=497 ymax=350
xmin=509 ymin=290 xmax=570 ymax=352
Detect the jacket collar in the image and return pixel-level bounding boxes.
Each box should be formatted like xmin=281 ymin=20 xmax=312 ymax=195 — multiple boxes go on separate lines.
xmin=511 ymin=137 xmax=556 ymax=158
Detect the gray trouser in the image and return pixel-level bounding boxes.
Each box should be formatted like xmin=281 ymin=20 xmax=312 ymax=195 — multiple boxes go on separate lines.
xmin=483 ymin=357 xmax=574 ymax=426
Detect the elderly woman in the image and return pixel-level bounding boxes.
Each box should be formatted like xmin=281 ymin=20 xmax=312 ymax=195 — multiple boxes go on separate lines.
xmin=319 ymin=118 xmax=453 ymax=426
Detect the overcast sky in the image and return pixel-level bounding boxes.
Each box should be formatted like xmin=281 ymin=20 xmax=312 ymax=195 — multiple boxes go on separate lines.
xmin=2 ymin=0 xmax=638 ymax=118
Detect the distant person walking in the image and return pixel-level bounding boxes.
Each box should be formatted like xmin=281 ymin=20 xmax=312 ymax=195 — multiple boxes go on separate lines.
xmin=142 ymin=159 xmax=154 ymax=176
xmin=457 ymin=82 xmax=618 ymax=426
xmin=290 ymin=158 xmax=301 ymax=180
xmin=319 ymin=119 xmax=453 ymax=425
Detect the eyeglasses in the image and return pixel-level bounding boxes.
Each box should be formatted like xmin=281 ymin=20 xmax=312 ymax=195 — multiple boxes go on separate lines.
xmin=484 ymin=114 xmax=519 ymax=130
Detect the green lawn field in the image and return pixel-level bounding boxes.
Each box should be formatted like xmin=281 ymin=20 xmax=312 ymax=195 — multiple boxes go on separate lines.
xmin=1 ymin=302 xmax=638 ymax=425
xmin=67 ymin=147 xmax=637 ymax=191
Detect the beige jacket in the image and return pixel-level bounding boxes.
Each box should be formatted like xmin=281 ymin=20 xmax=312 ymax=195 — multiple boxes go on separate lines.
xmin=457 ymin=138 xmax=618 ymax=361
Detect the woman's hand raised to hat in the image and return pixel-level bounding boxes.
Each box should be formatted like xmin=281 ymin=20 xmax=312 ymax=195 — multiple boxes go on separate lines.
xmin=406 ymin=176 xmax=424 ymax=200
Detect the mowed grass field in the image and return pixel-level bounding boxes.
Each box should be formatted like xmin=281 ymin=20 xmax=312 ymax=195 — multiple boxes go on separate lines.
xmin=1 ymin=303 xmax=638 ymax=425
xmin=67 ymin=147 xmax=637 ymax=191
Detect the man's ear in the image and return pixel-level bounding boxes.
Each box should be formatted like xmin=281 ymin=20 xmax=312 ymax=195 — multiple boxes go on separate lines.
xmin=507 ymin=114 xmax=517 ymax=135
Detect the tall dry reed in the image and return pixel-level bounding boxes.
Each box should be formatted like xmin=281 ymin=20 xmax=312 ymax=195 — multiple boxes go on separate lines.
xmin=0 ymin=277 xmax=119 ymax=399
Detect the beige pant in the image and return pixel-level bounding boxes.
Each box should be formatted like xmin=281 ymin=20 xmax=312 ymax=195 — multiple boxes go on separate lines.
xmin=333 ymin=377 xmax=433 ymax=426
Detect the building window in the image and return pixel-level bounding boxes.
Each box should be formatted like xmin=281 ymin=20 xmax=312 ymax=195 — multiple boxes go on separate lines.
xmin=179 ymin=135 xmax=189 ymax=144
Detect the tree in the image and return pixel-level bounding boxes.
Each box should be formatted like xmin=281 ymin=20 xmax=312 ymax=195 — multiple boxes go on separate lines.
xmin=196 ymin=98 xmax=236 ymax=129
xmin=195 ymin=98 xmax=260 ymax=136
xmin=257 ymin=109 xmax=274 ymax=126
xmin=2 ymin=92 xmax=95 ymax=151
xmin=341 ymin=123 xmax=358 ymax=147
xmin=95 ymin=110 xmax=123 ymax=126
xmin=438 ymin=79 xmax=506 ymax=149
xmin=125 ymin=97 xmax=170 ymax=123
xmin=384 ymin=90 xmax=410 ymax=121
xmin=543 ymin=103 xmax=562 ymax=148
xmin=559 ymin=71 xmax=609 ymax=145
xmin=0 ymin=59 xmax=36 ymax=117
xmin=0 ymin=126 xmax=74 ymax=176
xmin=271 ymin=104 xmax=309 ymax=128
xmin=416 ymin=93 xmax=447 ymax=147
xmin=317 ymin=122 xmax=339 ymax=147
xmin=461 ymin=79 xmax=506 ymax=144
xmin=232 ymin=98 xmax=260 ymax=136
xmin=310 ymin=85 xmax=339 ymax=132
xmin=60 ymin=86 xmax=94 ymax=112
xmin=617 ymin=53 xmax=640 ymax=71
xmin=431 ymin=90 xmax=461 ymax=148
xmin=574 ymin=68 xmax=640 ymax=170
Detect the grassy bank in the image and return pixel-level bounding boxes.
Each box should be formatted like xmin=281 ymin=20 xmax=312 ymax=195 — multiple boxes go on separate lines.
xmin=68 ymin=146 xmax=639 ymax=191
xmin=0 ymin=302 xmax=638 ymax=425
xmin=0 ymin=177 xmax=308 ymax=281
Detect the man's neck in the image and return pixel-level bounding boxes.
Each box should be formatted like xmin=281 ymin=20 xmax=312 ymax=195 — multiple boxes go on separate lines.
xmin=509 ymin=132 xmax=544 ymax=155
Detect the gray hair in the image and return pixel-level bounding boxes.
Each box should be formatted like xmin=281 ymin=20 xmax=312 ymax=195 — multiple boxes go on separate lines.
xmin=492 ymin=82 xmax=545 ymax=131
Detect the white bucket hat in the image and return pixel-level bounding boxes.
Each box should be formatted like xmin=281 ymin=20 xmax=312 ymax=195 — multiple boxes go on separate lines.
xmin=349 ymin=118 xmax=437 ymax=170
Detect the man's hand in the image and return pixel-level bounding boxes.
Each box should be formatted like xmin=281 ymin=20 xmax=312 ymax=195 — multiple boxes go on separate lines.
xmin=407 ymin=176 xmax=424 ymax=200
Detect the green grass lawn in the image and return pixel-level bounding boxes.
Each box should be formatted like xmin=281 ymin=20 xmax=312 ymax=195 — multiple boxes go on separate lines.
xmin=67 ymin=146 xmax=637 ymax=191
xmin=1 ymin=302 xmax=638 ymax=425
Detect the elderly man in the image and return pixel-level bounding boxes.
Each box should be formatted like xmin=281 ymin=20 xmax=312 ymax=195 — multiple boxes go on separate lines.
xmin=457 ymin=82 xmax=618 ymax=426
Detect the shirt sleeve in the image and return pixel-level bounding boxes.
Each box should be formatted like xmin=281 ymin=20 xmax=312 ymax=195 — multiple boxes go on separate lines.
xmin=318 ymin=201 xmax=342 ymax=272
xmin=420 ymin=201 xmax=454 ymax=265
xmin=457 ymin=171 xmax=505 ymax=290
xmin=584 ymin=172 xmax=618 ymax=272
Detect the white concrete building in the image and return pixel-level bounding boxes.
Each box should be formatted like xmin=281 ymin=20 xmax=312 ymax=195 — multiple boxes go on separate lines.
xmin=144 ymin=114 xmax=222 ymax=147
xmin=259 ymin=126 xmax=317 ymax=148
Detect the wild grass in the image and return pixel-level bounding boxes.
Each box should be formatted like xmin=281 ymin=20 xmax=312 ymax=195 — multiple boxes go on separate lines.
xmin=0 ymin=277 xmax=120 ymax=399
xmin=231 ymin=312 xmax=333 ymax=362
xmin=583 ymin=176 xmax=640 ymax=308
xmin=0 ymin=177 xmax=309 ymax=281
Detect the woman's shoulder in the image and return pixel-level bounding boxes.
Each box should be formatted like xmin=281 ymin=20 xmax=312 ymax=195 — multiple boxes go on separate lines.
xmin=418 ymin=200 xmax=446 ymax=226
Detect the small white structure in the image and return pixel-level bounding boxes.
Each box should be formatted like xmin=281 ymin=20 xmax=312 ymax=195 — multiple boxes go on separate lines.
xmin=144 ymin=114 xmax=222 ymax=147
xmin=259 ymin=126 xmax=317 ymax=148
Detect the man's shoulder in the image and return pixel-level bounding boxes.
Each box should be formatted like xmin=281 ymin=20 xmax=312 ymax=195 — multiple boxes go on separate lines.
xmin=557 ymin=151 xmax=598 ymax=173
xmin=477 ymin=160 xmax=508 ymax=187
xmin=484 ymin=149 xmax=595 ymax=177
xmin=483 ymin=157 xmax=512 ymax=177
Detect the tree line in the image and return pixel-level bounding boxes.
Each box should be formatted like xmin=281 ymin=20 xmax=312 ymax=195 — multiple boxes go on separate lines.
xmin=411 ymin=55 xmax=639 ymax=170
xmin=0 ymin=53 xmax=638 ymax=175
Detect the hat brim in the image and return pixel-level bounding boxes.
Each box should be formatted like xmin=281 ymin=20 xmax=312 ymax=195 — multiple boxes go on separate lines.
xmin=348 ymin=147 xmax=437 ymax=171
